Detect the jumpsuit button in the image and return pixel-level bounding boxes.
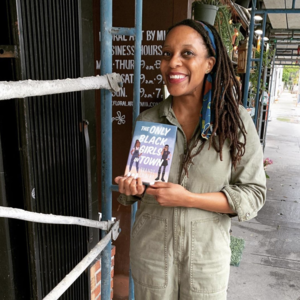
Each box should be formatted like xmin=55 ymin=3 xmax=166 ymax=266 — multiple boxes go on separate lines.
xmin=246 ymin=213 xmax=250 ymax=219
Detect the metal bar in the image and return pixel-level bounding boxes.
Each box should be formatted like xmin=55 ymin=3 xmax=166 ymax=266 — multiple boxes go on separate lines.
xmin=270 ymin=29 xmax=300 ymax=32
xmin=111 ymin=27 xmax=136 ymax=36
xmin=292 ymin=0 xmax=296 ymax=9
xmin=274 ymin=58 xmax=300 ymax=61
xmin=254 ymin=13 xmax=267 ymax=126
xmin=269 ymin=38 xmax=300 ymax=41
xmin=258 ymin=60 xmax=268 ymax=139
xmin=263 ymin=43 xmax=277 ymax=150
xmin=0 ymin=74 xmax=122 ymax=100
xmin=273 ymin=64 xmax=300 ymax=66
xmin=251 ymin=58 xmax=260 ymax=62
xmin=256 ymin=9 xmax=300 ymax=14
xmin=274 ymin=42 xmax=300 ymax=45
xmin=275 ymin=54 xmax=300 ymax=56
xmin=111 ymin=185 xmax=119 ymax=192
xmin=129 ymin=0 xmax=143 ymax=298
xmin=0 ymin=206 xmax=111 ymax=230
xmin=100 ymin=0 xmax=113 ymax=299
xmin=243 ymin=0 xmax=256 ymax=107
xmin=43 ymin=221 xmax=120 ymax=300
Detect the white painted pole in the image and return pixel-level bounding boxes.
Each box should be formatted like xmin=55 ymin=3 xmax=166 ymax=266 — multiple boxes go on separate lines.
xmin=0 ymin=206 xmax=109 ymax=230
xmin=43 ymin=221 xmax=120 ymax=300
xmin=0 ymin=73 xmax=122 ymax=100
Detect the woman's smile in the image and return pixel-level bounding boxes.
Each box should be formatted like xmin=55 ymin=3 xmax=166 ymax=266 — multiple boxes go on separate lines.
xmin=167 ymin=72 xmax=187 ymax=84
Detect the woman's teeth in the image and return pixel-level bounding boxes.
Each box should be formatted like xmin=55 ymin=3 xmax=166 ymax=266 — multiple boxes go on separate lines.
xmin=169 ymin=75 xmax=185 ymax=79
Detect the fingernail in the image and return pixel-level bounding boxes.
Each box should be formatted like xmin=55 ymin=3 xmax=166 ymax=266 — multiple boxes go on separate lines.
xmin=149 ymin=181 xmax=155 ymax=185
xmin=135 ymin=174 xmax=139 ymax=179
xmin=127 ymin=172 xmax=131 ymax=177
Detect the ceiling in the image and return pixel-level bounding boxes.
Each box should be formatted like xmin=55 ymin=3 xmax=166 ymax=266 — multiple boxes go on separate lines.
xmin=262 ymin=0 xmax=300 ymax=65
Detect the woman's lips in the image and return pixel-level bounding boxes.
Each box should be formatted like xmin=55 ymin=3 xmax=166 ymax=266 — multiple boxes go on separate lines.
xmin=167 ymin=73 xmax=187 ymax=84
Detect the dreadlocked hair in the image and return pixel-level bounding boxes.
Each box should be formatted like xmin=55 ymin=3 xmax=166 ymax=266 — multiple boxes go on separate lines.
xmin=167 ymin=19 xmax=247 ymax=175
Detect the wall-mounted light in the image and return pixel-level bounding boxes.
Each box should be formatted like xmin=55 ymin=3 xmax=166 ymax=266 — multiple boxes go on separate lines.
xmin=263 ymin=37 xmax=269 ymax=41
xmin=254 ymin=15 xmax=263 ymax=21
xmin=255 ymin=29 xmax=263 ymax=35
xmin=233 ymin=45 xmax=238 ymax=50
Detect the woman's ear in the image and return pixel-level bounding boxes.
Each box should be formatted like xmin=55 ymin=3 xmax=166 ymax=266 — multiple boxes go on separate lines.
xmin=207 ymin=56 xmax=216 ymax=72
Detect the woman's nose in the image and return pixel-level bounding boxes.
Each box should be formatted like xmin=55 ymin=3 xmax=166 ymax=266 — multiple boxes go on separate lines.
xmin=169 ymin=54 xmax=182 ymax=68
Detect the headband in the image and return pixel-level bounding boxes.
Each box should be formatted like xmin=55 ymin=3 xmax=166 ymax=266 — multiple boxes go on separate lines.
xmin=195 ymin=21 xmax=217 ymax=140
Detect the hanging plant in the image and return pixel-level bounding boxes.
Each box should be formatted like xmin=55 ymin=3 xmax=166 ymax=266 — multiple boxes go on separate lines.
xmin=215 ymin=5 xmax=244 ymax=56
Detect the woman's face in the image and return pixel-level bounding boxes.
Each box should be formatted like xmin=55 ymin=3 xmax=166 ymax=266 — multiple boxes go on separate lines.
xmin=160 ymin=25 xmax=215 ymax=99
xmin=136 ymin=141 xmax=140 ymax=147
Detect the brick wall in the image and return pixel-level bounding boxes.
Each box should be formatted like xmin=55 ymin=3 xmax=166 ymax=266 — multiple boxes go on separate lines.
xmin=90 ymin=246 xmax=116 ymax=300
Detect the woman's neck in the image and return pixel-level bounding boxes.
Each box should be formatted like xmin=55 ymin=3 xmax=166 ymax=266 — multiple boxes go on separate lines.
xmin=172 ymin=95 xmax=203 ymax=143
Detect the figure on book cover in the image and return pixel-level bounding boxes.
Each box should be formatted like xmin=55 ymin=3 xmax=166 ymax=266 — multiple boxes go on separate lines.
xmin=129 ymin=139 xmax=142 ymax=173
xmin=155 ymin=145 xmax=171 ymax=182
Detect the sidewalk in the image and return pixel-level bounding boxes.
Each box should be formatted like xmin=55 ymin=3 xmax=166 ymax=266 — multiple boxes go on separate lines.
xmin=228 ymin=91 xmax=300 ymax=300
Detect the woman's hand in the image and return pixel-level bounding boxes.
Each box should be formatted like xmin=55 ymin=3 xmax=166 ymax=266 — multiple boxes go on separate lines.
xmin=114 ymin=175 xmax=145 ymax=196
xmin=146 ymin=182 xmax=190 ymax=207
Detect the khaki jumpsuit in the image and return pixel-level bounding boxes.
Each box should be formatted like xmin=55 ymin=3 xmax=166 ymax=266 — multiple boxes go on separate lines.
xmin=118 ymin=97 xmax=266 ymax=300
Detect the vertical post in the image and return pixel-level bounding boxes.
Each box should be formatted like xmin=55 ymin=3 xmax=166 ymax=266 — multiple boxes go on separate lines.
xmin=129 ymin=1 xmax=143 ymax=299
xmin=100 ymin=0 xmax=113 ymax=299
xmin=292 ymin=0 xmax=296 ymax=9
xmin=243 ymin=0 xmax=256 ymax=107
xmin=263 ymin=43 xmax=277 ymax=150
xmin=254 ymin=13 xmax=267 ymax=126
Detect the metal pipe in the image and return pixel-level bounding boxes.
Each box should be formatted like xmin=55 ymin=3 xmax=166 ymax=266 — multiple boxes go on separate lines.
xmin=129 ymin=1 xmax=143 ymax=299
xmin=100 ymin=0 xmax=113 ymax=299
xmin=263 ymin=43 xmax=277 ymax=150
xmin=43 ymin=221 xmax=120 ymax=300
xmin=292 ymin=0 xmax=296 ymax=9
xmin=111 ymin=27 xmax=136 ymax=36
xmin=256 ymin=9 xmax=300 ymax=14
xmin=243 ymin=0 xmax=256 ymax=107
xmin=0 ymin=206 xmax=111 ymax=230
xmin=0 ymin=74 xmax=122 ymax=100
xmin=254 ymin=13 xmax=267 ymax=126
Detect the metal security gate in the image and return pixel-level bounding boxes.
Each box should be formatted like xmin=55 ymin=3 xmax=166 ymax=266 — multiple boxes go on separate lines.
xmin=15 ymin=0 xmax=91 ymax=298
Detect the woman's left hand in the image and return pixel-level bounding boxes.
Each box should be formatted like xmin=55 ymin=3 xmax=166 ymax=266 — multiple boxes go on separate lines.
xmin=146 ymin=182 xmax=190 ymax=207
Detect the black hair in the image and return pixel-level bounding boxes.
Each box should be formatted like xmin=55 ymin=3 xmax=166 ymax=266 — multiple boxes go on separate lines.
xmin=166 ymin=19 xmax=247 ymax=173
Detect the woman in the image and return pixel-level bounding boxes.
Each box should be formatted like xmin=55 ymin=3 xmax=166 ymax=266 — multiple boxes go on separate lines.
xmin=129 ymin=139 xmax=142 ymax=173
xmin=115 ymin=19 xmax=266 ymax=300
xmin=155 ymin=145 xmax=172 ymax=182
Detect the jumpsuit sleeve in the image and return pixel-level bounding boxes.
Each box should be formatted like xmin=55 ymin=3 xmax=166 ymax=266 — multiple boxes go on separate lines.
xmin=117 ymin=114 xmax=144 ymax=206
xmin=221 ymin=105 xmax=267 ymax=222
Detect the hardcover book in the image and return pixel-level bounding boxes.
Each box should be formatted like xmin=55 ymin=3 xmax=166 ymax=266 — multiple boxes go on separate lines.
xmin=125 ymin=121 xmax=177 ymax=185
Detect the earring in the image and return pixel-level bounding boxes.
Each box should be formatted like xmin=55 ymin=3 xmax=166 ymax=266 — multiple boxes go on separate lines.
xmin=206 ymin=70 xmax=210 ymax=74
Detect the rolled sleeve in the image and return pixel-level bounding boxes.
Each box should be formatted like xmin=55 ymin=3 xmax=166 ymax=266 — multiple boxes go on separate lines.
xmin=222 ymin=106 xmax=267 ymax=222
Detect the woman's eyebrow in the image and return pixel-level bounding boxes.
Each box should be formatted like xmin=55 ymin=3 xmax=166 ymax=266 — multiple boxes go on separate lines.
xmin=162 ymin=44 xmax=195 ymax=48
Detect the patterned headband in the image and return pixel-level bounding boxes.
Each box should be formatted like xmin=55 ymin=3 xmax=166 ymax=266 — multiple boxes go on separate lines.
xmin=195 ymin=20 xmax=217 ymax=59
xmin=194 ymin=20 xmax=217 ymax=140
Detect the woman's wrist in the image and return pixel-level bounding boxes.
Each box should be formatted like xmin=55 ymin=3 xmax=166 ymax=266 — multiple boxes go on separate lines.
xmin=186 ymin=190 xmax=197 ymax=207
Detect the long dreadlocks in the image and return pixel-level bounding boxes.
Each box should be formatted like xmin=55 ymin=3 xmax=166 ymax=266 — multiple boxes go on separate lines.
xmin=166 ymin=19 xmax=247 ymax=174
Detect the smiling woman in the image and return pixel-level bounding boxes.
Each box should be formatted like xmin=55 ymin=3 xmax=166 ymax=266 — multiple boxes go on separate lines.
xmin=115 ymin=19 xmax=266 ymax=300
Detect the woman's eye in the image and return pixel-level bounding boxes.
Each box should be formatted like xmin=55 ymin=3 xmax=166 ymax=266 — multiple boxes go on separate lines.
xmin=183 ymin=50 xmax=194 ymax=56
xmin=162 ymin=51 xmax=171 ymax=57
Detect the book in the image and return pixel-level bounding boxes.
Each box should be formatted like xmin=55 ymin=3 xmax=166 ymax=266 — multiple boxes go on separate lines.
xmin=125 ymin=121 xmax=177 ymax=185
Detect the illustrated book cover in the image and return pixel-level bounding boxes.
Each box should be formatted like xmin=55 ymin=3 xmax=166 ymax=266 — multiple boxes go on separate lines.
xmin=124 ymin=121 xmax=177 ymax=185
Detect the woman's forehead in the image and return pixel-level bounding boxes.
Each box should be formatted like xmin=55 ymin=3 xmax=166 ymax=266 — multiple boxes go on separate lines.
xmin=164 ymin=25 xmax=204 ymax=46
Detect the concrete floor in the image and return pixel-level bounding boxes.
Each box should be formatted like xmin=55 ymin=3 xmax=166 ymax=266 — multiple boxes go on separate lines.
xmin=228 ymin=91 xmax=300 ymax=300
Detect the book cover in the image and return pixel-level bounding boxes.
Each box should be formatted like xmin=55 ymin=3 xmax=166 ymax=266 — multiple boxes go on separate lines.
xmin=125 ymin=121 xmax=177 ymax=184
